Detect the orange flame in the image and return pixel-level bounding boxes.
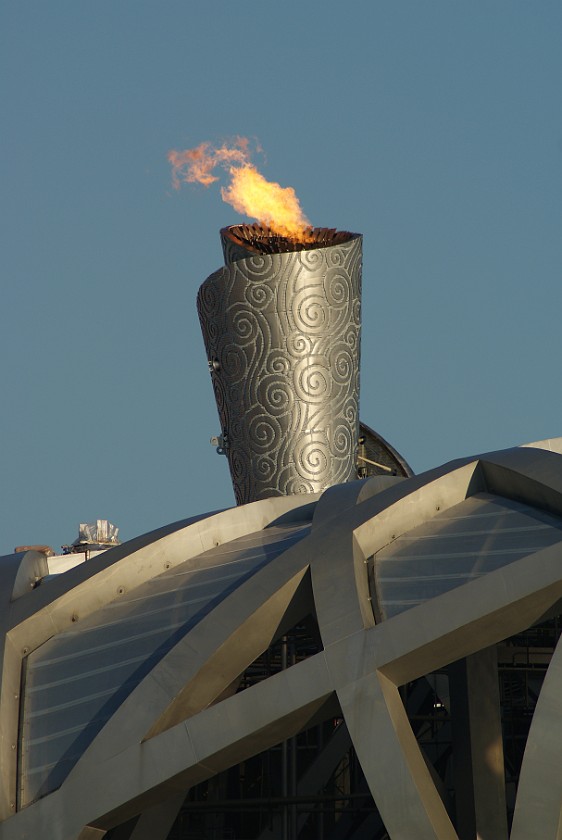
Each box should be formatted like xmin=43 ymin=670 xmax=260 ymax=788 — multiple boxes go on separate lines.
xmin=168 ymin=138 xmax=311 ymax=240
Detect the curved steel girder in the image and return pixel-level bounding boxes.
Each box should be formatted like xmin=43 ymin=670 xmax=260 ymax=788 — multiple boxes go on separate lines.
xmin=1 ymin=510 xmax=318 ymax=835
xmin=71 ymin=555 xmax=314 ymax=768
xmin=0 ymin=495 xmax=316 ymax=821
xmin=3 ymin=445 xmax=562 ymax=839
xmin=510 ymin=633 xmax=562 ymax=840
xmin=310 ymin=448 xmax=562 ymax=839
xmin=1 ymin=653 xmax=335 ymax=840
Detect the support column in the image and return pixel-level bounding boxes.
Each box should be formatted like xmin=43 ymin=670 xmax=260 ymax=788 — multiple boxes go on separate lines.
xmin=449 ymin=646 xmax=508 ymax=840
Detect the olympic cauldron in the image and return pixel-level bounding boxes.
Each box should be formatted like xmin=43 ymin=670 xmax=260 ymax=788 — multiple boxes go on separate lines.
xmin=197 ymin=224 xmax=362 ymax=505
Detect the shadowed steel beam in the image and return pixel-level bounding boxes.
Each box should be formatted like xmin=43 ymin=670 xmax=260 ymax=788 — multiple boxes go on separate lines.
xmin=123 ymin=793 xmax=186 ymax=840
xmin=0 ymin=496 xmax=315 ymax=820
xmin=449 ymin=648 xmax=508 ymax=840
xmin=0 ymin=654 xmax=335 ymax=840
xmin=256 ymin=720 xmax=353 ymax=840
xmin=310 ymin=453 xmax=562 ymax=838
xmin=510 ymin=633 xmax=562 ymax=839
xmin=71 ymin=560 xmax=314 ymax=770
xmin=337 ymin=671 xmax=458 ymax=840
xmin=3 ymin=446 xmax=562 ymax=838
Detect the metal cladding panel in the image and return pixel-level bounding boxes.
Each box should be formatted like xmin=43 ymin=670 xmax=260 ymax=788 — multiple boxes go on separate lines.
xmin=198 ymin=230 xmax=362 ymax=505
xmin=19 ymin=522 xmax=310 ymax=807
xmin=372 ymin=492 xmax=562 ymax=619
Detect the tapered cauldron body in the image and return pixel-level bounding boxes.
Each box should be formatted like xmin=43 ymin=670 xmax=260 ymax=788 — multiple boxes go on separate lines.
xmin=198 ymin=225 xmax=362 ymax=505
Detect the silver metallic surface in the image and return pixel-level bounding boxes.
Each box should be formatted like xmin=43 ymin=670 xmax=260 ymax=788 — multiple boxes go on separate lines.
xmin=198 ymin=226 xmax=362 ymax=504
xmin=19 ymin=523 xmax=310 ymax=806
xmin=0 ymin=444 xmax=562 ymax=837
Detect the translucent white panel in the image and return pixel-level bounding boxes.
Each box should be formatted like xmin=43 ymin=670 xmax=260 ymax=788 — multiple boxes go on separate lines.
xmin=372 ymin=493 xmax=562 ymax=619
xmin=20 ymin=522 xmax=309 ymax=807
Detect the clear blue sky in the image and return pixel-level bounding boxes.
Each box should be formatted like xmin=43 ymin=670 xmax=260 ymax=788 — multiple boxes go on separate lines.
xmin=1 ymin=1 xmax=561 ymax=554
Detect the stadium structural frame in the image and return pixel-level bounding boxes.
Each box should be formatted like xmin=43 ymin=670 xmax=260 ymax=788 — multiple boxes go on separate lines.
xmin=0 ymin=441 xmax=561 ymax=838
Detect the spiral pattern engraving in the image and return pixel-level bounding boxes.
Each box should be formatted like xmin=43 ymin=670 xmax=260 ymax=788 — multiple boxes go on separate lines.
xmin=296 ymin=436 xmax=331 ymax=482
xmin=292 ymin=288 xmax=330 ymax=334
xmin=293 ymin=357 xmax=331 ymax=404
xmin=249 ymin=414 xmax=282 ymax=453
xmin=256 ymin=375 xmax=293 ymax=418
xmin=197 ymin=229 xmax=362 ymax=504
xmin=331 ymin=347 xmax=354 ymax=385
